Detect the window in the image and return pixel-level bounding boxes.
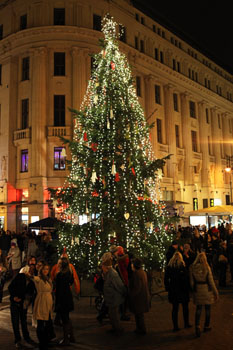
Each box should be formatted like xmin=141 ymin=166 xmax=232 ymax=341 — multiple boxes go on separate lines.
xmin=189 ymin=101 xmax=196 ymax=118
xmin=226 ymin=195 xmax=230 ymax=205
xmin=135 ymin=14 xmax=139 ymax=21
xmin=141 ymin=17 xmax=144 ymax=25
xmin=22 ymin=99 xmax=29 ymax=129
xmin=172 ymin=59 xmax=176 ymax=70
xmin=54 ymin=52 xmax=65 ymax=76
xmin=157 ymin=119 xmax=162 ymax=144
xmin=191 ymin=130 xmax=197 ymax=152
xmin=22 ymin=57 xmax=29 ymax=81
xmin=136 ymin=76 xmax=141 ymax=97
xmin=175 ymin=125 xmax=180 ymax=147
xmin=54 ymin=147 xmax=66 ymax=170
xmin=218 ymin=114 xmax=221 ymax=128
xmin=21 ymin=150 xmax=28 ymax=172
xmin=206 ymin=108 xmax=209 ymax=123
xmin=135 ymin=36 xmax=138 ymax=50
xmin=160 ymin=51 xmax=164 ymax=63
xmin=0 ymin=64 xmax=2 ymax=85
xmin=0 ymin=25 xmax=3 ymax=40
xmin=153 ymin=25 xmax=156 ymax=32
xmin=140 ymin=40 xmax=144 ymax=53
xmin=54 ymin=95 xmax=65 ymax=126
xmin=20 ymin=14 xmax=27 ymax=30
xmin=93 ymin=14 xmax=101 ymax=31
xmin=208 ymin=136 xmax=211 ymax=155
xmin=203 ymin=198 xmax=208 ymax=208
xmin=119 ymin=24 xmax=126 ymax=43
xmin=155 ymin=85 xmax=161 ymax=104
xmin=54 ymin=8 xmax=65 ymax=25
xmin=173 ymin=93 xmax=178 ymax=111
xmin=154 ymin=48 xmax=158 ymax=60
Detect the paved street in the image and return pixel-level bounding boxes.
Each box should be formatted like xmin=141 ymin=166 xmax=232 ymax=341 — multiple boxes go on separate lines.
xmin=1 ymin=281 xmax=233 ymax=350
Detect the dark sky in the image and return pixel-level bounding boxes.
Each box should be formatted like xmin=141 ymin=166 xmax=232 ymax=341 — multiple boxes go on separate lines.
xmin=132 ymin=1 xmax=233 ymax=75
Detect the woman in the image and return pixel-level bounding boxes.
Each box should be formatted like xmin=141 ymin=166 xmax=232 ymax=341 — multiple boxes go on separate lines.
xmin=55 ymin=257 xmax=75 ymax=345
xmin=7 ymin=241 xmax=22 ymax=277
xmin=128 ymin=258 xmax=150 ymax=335
xmin=101 ymin=252 xmax=126 ymax=335
xmin=32 ymin=262 xmax=54 ymax=350
xmin=164 ymin=251 xmax=191 ymax=332
xmin=189 ymin=252 xmax=219 ymax=337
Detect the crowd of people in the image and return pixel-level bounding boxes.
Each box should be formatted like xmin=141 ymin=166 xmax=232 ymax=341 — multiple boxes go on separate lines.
xmin=0 ymin=221 xmax=232 ymax=347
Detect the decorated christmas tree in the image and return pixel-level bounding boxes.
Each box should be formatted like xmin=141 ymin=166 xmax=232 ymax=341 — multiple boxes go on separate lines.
xmin=51 ymin=15 xmax=172 ymax=275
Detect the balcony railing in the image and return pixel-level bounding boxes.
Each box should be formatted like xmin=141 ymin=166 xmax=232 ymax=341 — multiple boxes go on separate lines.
xmin=47 ymin=126 xmax=71 ymax=138
xmin=14 ymin=128 xmax=31 ymax=141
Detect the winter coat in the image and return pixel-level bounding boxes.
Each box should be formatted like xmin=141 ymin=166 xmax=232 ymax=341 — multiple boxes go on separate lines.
xmin=0 ymin=233 xmax=11 ymax=251
xmin=189 ymin=263 xmax=218 ymax=305
xmin=129 ymin=268 xmax=150 ymax=314
xmin=51 ymin=263 xmax=80 ymax=294
xmin=164 ymin=265 xmax=190 ymax=304
xmin=8 ymin=246 xmax=22 ymax=270
xmin=117 ymin=254 xmax=129 ymax=286
xmin=8 ymin=273 xmax=35 ymax=306
xmin=33 ymin=276 xmax=53 ymax=321
xmin=103 ymin=267 xmax=126 ymax=308
xmin=55 ymin=270 xmax=74 ymax=313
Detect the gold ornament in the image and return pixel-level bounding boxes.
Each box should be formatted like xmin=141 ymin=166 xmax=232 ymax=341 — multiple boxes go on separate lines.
xmin=124 ymin=213 xmax=130 ymax=220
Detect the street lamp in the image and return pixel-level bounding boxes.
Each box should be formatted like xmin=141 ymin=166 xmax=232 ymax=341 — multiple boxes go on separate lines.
xmin=225 ymin=155 xmax=233 ymax=205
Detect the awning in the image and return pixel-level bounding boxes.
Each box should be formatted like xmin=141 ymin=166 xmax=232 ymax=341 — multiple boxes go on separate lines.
xmin=28 ymin=217 xmax=61 ymax=229
xmin=185 ymin=205 xmax=233 ymax=216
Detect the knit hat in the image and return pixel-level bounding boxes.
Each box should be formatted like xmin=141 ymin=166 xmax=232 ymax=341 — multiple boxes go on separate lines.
xmin=117 ymin=246 xmax=124 ymax=255
xmin=101 ymin=252 xmax=112 ymax=266
xmin=132 ymin=258 xmax=143 ymax=270
xmin=109 ymin=245 xmax=118 ymax=253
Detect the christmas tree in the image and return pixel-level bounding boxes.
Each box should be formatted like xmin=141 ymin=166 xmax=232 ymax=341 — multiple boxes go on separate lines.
xmin=51 ymin=15 xmax=172 ymax=275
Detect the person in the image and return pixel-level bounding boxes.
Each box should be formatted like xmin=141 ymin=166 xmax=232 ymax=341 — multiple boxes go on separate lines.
xmin=101 ymin=252 xmax=126 ymax=335
xmin=128 ymin=257 xmax=150 ymax=335
xmin=7 ymin=241 xmax=22 ymax=277
xmin=54 ymin=257 xmax=75 ymax=345
xmin=8 ymin=265 xmax=37 ymax=349
xmin=166 ymin=240 xmax=179 ymax=264
xmin=0 ymin=229 xmax=11 ymax=258
xmin=32 ymin=262 xmax=55 ymax=350
xmin=189 ymin=252 xmax=219 ymax=337
xmin=217 ymin=241 xmax=228 ymax=287
xmin=164 ymin=251 xmax=191 ymax=332
xmin=0 ymin=255 xmax=7 ymax=302
xmin=51 ymin=249 xmax=80 ymax=326
xmin=182 ymin=243 xmax=196 ymax=269
xmin=114 ymin=246 xmax=130 ymax=321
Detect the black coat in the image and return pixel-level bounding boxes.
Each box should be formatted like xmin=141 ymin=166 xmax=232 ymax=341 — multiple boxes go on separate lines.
xmin=8 ymin=273 xmax=36 ymax=304
xmin=55 ymin=270 xmax=74 ymax=313
xmin=164 ymin=265 xmax=190 ymax=304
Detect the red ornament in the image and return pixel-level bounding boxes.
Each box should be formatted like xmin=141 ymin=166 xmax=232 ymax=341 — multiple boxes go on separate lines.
xmin=83 ymin=132 xmax=88 ymax=142
xmin=110 ymin=61 xmax=115 ymax=70
xmin=91 ymin=190 xmax=99 ymax=197
xmin=91 ymin=143 xmax=98 ymax=152
xmin=90 ymin=240 xmax=95 ymax=246
xmin=114 ymin=173 xmax=120 ymax=182
xmin=131 ymin=167 xmax=136 ymax=176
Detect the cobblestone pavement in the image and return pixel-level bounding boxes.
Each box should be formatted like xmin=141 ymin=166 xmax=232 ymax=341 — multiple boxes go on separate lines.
xmin=1 ymin=281 xmax=233 ymax=350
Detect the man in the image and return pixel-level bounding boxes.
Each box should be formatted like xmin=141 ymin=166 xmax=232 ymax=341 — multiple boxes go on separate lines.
xmin=8 ymin=265 xmax=37 ymax=349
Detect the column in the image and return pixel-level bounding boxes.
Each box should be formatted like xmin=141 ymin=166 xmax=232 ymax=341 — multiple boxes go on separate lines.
xmin=144 ymin=75 xmax=157 ymax=154
xmin=163 ymin=84 xmax=177 ymax=182
xmin=180 ymin=93 xmax=192 ymax=185
xmin=198 ymin=102 xmax=209 ymax=187
xmin=30 ymin=47 xmax=48 ymax=217
xmin=71 ymin=47 xmax=88 ymax=110
xmin=211 ymin=108 xmax=224 ymax=188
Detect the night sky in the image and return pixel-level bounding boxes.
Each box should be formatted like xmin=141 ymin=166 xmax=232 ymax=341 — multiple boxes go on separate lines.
xmin=132 ymin=1 xmax=233 ymax=75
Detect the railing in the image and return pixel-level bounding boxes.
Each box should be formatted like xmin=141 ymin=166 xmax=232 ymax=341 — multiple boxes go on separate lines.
xmin=47 ymin=126 xmax=71 ymax=137
xmin=13 ymin=128 xmax=31 ymax=141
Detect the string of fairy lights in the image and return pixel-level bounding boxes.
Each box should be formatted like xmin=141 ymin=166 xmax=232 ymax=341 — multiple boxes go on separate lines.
xmin=55 ymin=15 xmax=171 ymax=271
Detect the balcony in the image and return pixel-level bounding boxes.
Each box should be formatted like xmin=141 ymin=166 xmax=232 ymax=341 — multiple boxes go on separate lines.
xmin=13 ymin=128 xmax=31 ymax=146
xmin=47 ymin=126 xmax=72 ymax=139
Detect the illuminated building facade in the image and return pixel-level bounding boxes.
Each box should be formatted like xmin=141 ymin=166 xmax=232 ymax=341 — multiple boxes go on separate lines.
xmin=0 ymin=0 xmax=233 ymax=230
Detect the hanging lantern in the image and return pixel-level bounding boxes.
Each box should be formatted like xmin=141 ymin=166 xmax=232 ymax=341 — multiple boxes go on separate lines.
xmin=107 ymin=118 xmax=110 ymax=129
xmin=91 ymin=171 xmax=97 ymax=183
xmin=110 ymin=108 xmax=114 ymax=119
xmin=61 ymin=148 xmax=66 ymax=157
xmin=111 ymin=162 xmax=116 ymax=175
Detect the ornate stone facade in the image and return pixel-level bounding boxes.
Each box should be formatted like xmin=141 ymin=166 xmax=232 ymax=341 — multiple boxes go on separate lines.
xmin=0 ymin=0 xmax=233 ymax=230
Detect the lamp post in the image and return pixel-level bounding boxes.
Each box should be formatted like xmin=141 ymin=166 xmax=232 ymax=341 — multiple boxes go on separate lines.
xmin=225 ymin=155 xmax=233 ymax=205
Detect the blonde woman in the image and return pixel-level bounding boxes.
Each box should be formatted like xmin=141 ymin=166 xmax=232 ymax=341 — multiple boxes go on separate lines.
xmin=189 ymin=252 xmax=219 ymax=337
xmin=164 ymin=252 xmax=191 ymax=332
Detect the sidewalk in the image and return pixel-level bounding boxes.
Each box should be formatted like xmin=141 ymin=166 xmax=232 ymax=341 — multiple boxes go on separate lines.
xmin=1 ymin=281 xmax=233 ymax=350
